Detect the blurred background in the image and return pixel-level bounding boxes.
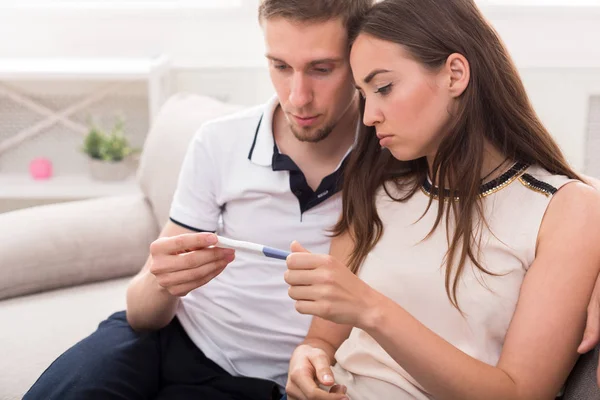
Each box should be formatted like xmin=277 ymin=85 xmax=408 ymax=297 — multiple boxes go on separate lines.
xmin=0 ymin=0 xmax=599 ymax=213
xmin=2 ymin=2 xmax=600 ymax=399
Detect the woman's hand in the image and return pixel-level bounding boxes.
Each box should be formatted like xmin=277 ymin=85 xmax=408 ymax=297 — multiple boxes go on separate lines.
xmin=285 ymin=242 xmax=384 ymax=328
xmin=286 ymin=344 xmax=348 ymax=400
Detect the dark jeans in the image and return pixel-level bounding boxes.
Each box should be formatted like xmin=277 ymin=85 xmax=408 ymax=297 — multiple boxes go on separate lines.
xmin=24 ymin=311 xmax=280 ymax=400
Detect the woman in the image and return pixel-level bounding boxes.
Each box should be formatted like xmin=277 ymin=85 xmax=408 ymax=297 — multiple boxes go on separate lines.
xmin=283 ymin=0 xmax=600 ymax=399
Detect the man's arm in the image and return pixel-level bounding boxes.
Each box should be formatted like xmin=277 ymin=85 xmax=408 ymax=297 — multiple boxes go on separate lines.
xmin=125 ymin=120 xmax=231 ymax=332
xmin=126 ymin=221 xmax=235 ymax=331
xmin=126 ymin=222 xmax=187 ymax=331
xmin=576 ymin=174 xmax=600 ymax=387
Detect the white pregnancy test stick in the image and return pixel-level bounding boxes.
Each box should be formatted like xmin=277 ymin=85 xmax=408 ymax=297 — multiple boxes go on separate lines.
xmin=215 ymin=236 xmax=291 ymax=260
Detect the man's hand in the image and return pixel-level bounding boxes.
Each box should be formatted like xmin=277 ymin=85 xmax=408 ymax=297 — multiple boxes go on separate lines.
xmin=578 ymin=174 xmax=600 ymax=386
xmin=149 ymin=232 xmax=235 ymax=297
xmin=286 ymin=344 xmax=347 ymax=400
xmin=578 ymin=271 xmax=600 ymax=387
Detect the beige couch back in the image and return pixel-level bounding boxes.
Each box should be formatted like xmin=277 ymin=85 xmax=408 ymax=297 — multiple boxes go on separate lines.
xmin=137 ymin=93 xmax=243 ymax=227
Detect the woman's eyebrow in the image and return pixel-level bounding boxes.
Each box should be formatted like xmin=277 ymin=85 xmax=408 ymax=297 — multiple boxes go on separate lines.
xmin=363 ymin=69 xmax=392 ymax=84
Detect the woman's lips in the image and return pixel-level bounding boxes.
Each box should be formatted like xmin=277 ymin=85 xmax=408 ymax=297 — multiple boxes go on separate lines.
xmin=377 ymin=133 xmax=394 ymax=146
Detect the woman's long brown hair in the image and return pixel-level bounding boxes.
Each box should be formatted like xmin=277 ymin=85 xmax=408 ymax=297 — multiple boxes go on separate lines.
xmin=333 ymin=0 xmax=583 ymax=310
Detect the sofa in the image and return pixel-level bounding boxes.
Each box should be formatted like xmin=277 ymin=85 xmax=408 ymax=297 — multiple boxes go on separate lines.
xmin=0 ymin=93 xmax=242 ymax=400
xmin=0 ymin=93 xmax=598 ymax=400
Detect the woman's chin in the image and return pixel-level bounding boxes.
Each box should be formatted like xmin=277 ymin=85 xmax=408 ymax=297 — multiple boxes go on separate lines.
xmin=386 ymin=146 xmax=421 ymax=162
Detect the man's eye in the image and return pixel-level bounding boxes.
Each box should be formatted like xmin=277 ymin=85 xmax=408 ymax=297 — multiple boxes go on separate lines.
xmin=274 ymin=64 xmax=289 ymax=70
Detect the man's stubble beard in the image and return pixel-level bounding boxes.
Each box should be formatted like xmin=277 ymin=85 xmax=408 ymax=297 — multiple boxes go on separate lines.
xmin=289 ymin=122 xmax=335 ymax=143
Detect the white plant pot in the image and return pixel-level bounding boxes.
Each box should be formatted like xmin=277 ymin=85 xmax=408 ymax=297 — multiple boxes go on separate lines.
xmin=89 ymin=159 xmax=132 ymax=181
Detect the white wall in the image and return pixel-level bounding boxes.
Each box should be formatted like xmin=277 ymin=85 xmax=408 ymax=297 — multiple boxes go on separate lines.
xmin=1 ymin=3 xmax=599 ymax=69
xmin=520 ymin=68 xmax=600 ymax=171
xmin=1 ymin=2 xmax=600 ymax=171
xmin=0 ymin=1 xmax=267 ymax=68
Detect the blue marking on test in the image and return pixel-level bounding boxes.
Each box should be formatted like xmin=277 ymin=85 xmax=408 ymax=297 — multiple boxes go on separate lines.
xmin=263 ymin=247 xmax=291 ymax=260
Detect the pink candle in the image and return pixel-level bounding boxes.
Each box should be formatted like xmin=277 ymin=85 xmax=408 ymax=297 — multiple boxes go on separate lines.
xmin=29 ymin=158 xmax=53 ymax=180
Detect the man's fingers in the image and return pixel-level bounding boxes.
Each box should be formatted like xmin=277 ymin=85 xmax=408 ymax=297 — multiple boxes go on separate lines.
xmin=151 ymin=232 xmax=217 ymax=256
xmin=151 ymin=247 xmax=234 ymax=275
xmin=174 ymin=248 xmax=235 ymax=272
xmin=308 ymin=351 xmax=335 ymax=387
xmin=159 ymin=258 xmax=231 ymax=287
xmin=578 ymin=282 xmax=600 ymax=354
xmin=167 ymin=262 xmax=228 ymax=296
xmin=578 ymin=312 xmax=600 ymax=354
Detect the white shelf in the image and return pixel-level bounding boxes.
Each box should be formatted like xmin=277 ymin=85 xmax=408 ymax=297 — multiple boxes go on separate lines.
xmin=0 ymin=55 xmax=170 ymax=81
xmin=0 ymin=174 xmax=142 ymax=200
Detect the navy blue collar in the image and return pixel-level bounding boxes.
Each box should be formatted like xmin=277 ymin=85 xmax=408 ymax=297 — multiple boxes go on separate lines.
xmin=250 ymin=113 xmax=348 ymax=214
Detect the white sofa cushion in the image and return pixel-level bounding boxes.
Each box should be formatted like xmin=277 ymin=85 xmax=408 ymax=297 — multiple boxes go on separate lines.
xmin=0 ymin=195 xmax=157 ymax=300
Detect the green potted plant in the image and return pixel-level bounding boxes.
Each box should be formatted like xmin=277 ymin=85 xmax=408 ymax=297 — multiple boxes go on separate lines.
xmin=81 ymin=117 xmax=137 ymax=181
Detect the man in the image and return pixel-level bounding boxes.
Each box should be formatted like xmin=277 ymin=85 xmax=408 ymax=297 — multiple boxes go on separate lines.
xmin=24 ymin=1 xmax=373 ymax=399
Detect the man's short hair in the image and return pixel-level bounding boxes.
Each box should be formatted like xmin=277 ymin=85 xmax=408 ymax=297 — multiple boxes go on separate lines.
xmin=258 ymin=0 xmax=374 ymax=37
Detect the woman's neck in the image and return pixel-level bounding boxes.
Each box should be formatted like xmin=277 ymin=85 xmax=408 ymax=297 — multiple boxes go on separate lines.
xmin=426 ymin=143 xmax=510 ymax=188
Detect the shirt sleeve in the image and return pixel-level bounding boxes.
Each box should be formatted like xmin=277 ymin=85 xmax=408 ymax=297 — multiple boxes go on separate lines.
xmin=169 ymin=124 xmax=221 ymax=232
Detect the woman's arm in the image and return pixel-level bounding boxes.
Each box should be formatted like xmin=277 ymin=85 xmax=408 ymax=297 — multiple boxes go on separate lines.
xmin=360 ymin=182 xmax=600 ymax=399
xmin=293 ymin=234 xmax=355 ymax=359
xmin=285 ymin=236 xmax=354 ymax=400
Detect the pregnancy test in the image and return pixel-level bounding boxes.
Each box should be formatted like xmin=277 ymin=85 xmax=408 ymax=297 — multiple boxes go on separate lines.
xmin=215 ymin=236 xmax=291 ymax=260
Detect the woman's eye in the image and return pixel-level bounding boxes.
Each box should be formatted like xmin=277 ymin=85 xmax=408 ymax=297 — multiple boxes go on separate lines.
xmin=375 ymin=83 xmax=393 ymax=95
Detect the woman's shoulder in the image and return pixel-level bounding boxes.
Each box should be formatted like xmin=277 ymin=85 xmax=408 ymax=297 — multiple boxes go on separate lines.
xmin=519 ymin=164 xmax=600 ymax=204
xmin=545 ymin=179 xmax=600 ymax=218
xmin=518 ymin=164 xmax=576 ymax=196
xmin=538 ymin=170 xmax=600 ymax=242
xmin=502 ymin=164 xmax=598 ymax=218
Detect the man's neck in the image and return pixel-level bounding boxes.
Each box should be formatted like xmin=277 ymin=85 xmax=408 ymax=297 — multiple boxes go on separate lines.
xmin=275 ymin=100 xmax=357 ymax=161
xmin=273 ymin=100 xmax=358 ymax=191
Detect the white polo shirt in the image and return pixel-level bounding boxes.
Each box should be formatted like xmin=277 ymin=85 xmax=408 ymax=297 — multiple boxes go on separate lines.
xmin=170 ymin=95 xmax=351 ymax=388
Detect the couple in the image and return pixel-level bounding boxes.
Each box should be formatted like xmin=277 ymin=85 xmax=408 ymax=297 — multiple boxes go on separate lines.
xmin=24 ymin=0 xmax=600 ymax=399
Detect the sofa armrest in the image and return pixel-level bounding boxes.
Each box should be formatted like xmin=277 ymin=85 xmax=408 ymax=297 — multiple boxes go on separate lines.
xmin=0 ymin=195 xmax=159 ymax=300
